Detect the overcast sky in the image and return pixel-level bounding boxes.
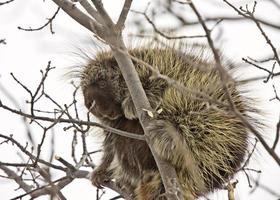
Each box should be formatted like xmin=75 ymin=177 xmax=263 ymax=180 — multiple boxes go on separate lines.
xmin=0 ymin=0 xmax=280 ymax=199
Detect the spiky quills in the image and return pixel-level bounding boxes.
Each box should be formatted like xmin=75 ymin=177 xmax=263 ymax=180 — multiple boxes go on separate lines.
xmin=80 ymin=44 xmax=261 ymax=197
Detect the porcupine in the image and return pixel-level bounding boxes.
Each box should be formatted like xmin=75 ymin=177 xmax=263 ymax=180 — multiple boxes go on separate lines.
xmin=79 ymin=45 xmax=258 ymax=199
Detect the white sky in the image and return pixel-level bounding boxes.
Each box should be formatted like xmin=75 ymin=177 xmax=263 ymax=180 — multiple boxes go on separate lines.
xmin=0 ymin=0 xmax=280 ymax=199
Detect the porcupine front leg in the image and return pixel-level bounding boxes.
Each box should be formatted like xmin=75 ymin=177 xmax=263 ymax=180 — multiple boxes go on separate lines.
xmin=122 ymin=95 xmax=138 ymax=120
xmin=91 ymin=134 xmax=114 ymax=189
xmin=122 ymin=90 xmax=163 ymax=120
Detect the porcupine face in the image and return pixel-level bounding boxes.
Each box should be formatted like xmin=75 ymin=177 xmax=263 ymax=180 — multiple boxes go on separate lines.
xmin=81 ymin=54 xmax=124 ymax=121
xmin=83 ymin=81 xmax=123 ymax=120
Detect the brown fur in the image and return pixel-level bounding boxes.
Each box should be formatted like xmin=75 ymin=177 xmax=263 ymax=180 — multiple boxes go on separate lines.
xmin=79 ymin=46 xmax=258 ymax=199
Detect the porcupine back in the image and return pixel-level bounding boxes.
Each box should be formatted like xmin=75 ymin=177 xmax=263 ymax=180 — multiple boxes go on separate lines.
xmin=80 ymin=44 xmax=260 ymax=197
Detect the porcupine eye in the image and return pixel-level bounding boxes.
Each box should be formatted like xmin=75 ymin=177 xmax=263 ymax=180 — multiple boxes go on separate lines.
xmin=98 ymin=80 xmax=107 ymax=89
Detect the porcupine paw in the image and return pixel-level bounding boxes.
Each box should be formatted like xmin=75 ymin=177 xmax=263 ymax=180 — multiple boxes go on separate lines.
xmin=122 ymin=96 xmax=138 ymax=120
xmin=135 ymin=171 xmax=165 ymax=200
xmin=90 ymin=168 xmax=111 ymax=189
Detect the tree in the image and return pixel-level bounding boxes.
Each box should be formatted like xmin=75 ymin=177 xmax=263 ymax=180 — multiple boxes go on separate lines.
xmin=0 ymin=0 xmax=280 ymax=199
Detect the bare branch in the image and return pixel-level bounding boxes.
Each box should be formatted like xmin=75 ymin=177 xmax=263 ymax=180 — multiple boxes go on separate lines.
xmin=90 ymin=0 xmax=115 ymax=28
xmin=3 ymin=0 xmax=279 ymax=199
xmin=251 ymin=178 xmax=280 ymax=198
xmin=116 ymin=0 xmax=133 ymax=31
xmin=111 ymin=44 xmax=185 ymax=199
xmin=79 ymin=0 xmax=104 ymax=24
xmin=188 ymin=0 xmax=280 ymax=166
xmin=132 ymin=9 xmax=206 ymax=40
xmin=272 ymin=114 xmax=280 ymax=150
xmin=0 ymin=38 xmax=6 ymax=44
xmin=18 ymin=7 xmax=60 ymax=34
xmin=55 ymin=156 xmax=131 ymax=199
xmin=0 ymin=165 xmax=33 ymax=192
xmin=188 ymin=0 xmax=235 ymax=107
xmin=0 ymin=0 xmax=14 ymax=6
xmin=37 ymin=168 xmax=67 ymax=200
xmin=0 ymin=101 xmax=145 ymax=140
xmin=166 ymin=2 xmax=280 ymax=30
xmin=0 ymin=133 xmax=66 ymax=171
xmin=51 ymin=1 xmax=185 ymax=198
xmin=52 ymin=0 xmax=105 ymax=37
xmin=223 ymin=0 xmax=280 ymax=67
xmin=186 ymin=16 xmax=280 ymax=30
xmin=10 ymin=175 xmax=78 ymax=199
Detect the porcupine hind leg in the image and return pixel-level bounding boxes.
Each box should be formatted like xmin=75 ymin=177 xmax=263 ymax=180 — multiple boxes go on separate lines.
xmin=122 ymin=95 xmax=206 ymax=196
xmin=135 ymin=171 xmax=166 ymax=200
xmin=147 ymin=120 xmax=206 ymax=196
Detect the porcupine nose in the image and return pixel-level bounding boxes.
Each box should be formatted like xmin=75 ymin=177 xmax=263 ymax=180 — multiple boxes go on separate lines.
xmin=83 ymin=84 xmax=123 ymax=120
xmin=83 ymin=85 xmax=96 ymax=111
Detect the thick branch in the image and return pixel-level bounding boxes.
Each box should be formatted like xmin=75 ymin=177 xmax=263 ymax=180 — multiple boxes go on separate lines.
xmin=51 ymin=0 xmax=105 ymax=37
xmin=110 ymin=40 xmax=184 ymax=200
xmin=91 ymin=0 xmax=115 ymax=28
xmin=79 ymin=0 xmax=104 ymax=24
xmin=116 ymin=0 xmax=132 ymax=30
xmin=51 ymin=0 xmax=184 ymax=199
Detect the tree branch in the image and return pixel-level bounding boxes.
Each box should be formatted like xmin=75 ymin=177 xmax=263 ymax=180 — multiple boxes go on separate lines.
xmin=188 ymin=0 xmax=280 ymax=167
xmin=51 ymin=0 xmax=105 ymax=37
xmin=115 ymin=0 xmax=132 ymax=30
xmin=0 ymin=102 xmax=145 ymax=141
xmin=18 ymin=7 xmax=60 ymax=34
xmin=79 ymin=0 xmax=104 ymax=24
xmin=0 ymin=0 xmax=14 ymax=6
xmin=91 ymin=0 xmax=115 ymax=28
xmin=0 ymin=165 xmax=33 ymax=192
xmin=51 ymin=0 xmax=184 ymax=199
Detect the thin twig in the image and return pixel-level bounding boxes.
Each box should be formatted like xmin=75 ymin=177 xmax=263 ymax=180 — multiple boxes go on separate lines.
xmin=272 ymin=114 xmax=280 ymax=150
xmin=0 ymin=38 xmax=6 ymax=44
xmin=188 ymin=0 xmax=280 ymax=166
xmin=0 ymin=165 xmax=33 ymax=192
xmin=223 ymin=0 xmax=280 ymax=67
xmin=132 ymin=9 xmax=206 ymax=40
xmin=0 ymin=0 xmax=14 ymax=6
xmin=0 ymin=101 xmax=145 ymax=140
xmin=18 ymin=7 xmax=60 ymax=34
